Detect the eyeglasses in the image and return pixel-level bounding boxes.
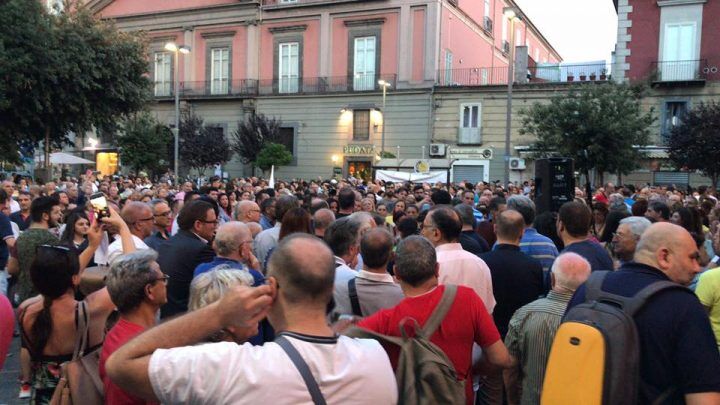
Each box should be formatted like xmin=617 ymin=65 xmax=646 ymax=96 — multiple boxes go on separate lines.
xmin=150 ymin=274 xmax=170 ymax=284
xmin=154 ymin=211 xmax=172 ymax=217
xmin=137 ymin=217 xmax=155 ymax=223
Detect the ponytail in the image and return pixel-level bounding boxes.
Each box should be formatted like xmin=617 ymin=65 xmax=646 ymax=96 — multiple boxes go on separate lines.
xmin=29 ymin=296 xmax=54 ymax=356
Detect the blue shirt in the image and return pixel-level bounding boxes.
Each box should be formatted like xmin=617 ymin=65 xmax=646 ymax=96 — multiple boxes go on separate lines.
xmin=0 ymin=213 xmax=12 ymax=269
xmin=518 ymin=228 xmax=559 ymax=274
xmin=259 ymin=215 xmax=274 ymax=231
xmin=193 ymin=257 xmax=265 ymax=287
xmin=567 ymin=263 xmax=720 ymax=403
xmin=562 ymin=239 xmax=613 ymax=272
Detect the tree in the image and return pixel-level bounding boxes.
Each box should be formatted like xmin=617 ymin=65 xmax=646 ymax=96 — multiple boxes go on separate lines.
xmin=231 ymin=113 xmax=283 ymax=172
xmin=667 ymin=101 xmax=720 ymax=187
xmin=256 ymin=143 xmax=293 ymax=173
xmin=520 ymin=83 xmax=655 ymax=185
xmin=179 ymin=111 xmax=233 ymax=176
xmin=116 ymin=112 xmax=173 ymax=176
xmin=0 ymin=0 xmax=150 ymax=165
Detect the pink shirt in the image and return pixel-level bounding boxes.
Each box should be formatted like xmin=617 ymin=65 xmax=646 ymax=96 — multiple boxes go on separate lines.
xmin=0 ymin=294 xmax=14 ymax=369
xmin=435 ymin=243 xmax=496 ymax=313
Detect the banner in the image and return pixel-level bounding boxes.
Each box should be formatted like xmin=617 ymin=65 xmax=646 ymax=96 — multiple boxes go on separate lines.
xmin=375 ymin=170 xmax=447 ymax=184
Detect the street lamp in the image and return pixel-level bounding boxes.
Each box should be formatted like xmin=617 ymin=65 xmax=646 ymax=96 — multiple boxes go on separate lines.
xmin=378 ymin=79 xmax=391 ymax=155
xmin=165 ymin=42 xmax=191 ymax=185
xmin=503 ymin=7 xmax=520 ymax=186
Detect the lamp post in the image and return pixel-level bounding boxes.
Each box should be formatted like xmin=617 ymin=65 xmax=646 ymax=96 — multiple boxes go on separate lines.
xmin=378 ymin=79 xmax=391 ymax=155
xmin=503 ymin=7 xmax=519 ymax=186
xmin=165 ymin=42 xmax=191 ymax=185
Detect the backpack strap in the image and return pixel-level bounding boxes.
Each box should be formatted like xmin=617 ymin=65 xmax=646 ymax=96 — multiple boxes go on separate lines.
xmin=344 ymin=326 xmax=405 ymax=347
xmin=72 ymin=301 xmax=90 ymax=360
xmin=275 ymin=335 xmax=327 ymax=405
xmin=419 ymin=285 xmax=458 ymax=339
xmin=624 ymin=280 xmax=686 ymax=317
xmin=348 ymin=278 xmax=362 ymax=317
xmin=584 ymin=271 xmax=610 ymax=302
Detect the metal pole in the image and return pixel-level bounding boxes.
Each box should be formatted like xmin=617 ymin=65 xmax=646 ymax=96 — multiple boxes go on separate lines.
xmin=381 ymin=85 xmax=387 ymax=155
xmin=173 ymin=49 xmax=180 ymax=185
xmin=504 ymin=18 xmax=515 ymax=186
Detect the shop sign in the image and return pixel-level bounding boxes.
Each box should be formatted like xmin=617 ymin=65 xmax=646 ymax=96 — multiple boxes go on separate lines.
xmin=448 ymin=147 xmax=493 ymax=160
xmin=414 ymin=160 xmax=430 ymax=173
xmin=343 ymin=144 xmax=376 ymax=156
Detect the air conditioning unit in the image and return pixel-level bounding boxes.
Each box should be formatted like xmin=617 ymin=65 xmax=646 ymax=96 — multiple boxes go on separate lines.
xmin=483 ymin=17 xmax=493 ymax=32
xmin=430 ymin=143 xmax=447 ymax=157
xmin=509 ymin=157 xmax=526 ymax=170
xmin=502 ymin=40 xmax=510 ymax=54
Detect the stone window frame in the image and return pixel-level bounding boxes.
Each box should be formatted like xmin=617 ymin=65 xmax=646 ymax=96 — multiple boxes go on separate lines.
xmin=202 ymin=31 xmax=236 ymax=95
xmin=345 ymin=18 xmax=385 ymax=90
xmin=148 ymin=37 xmax=177 ymax=96
xmin=278 ymin=122 xmax=299 ymax=166
xmin=270 ymin=25 xmax=307 ymax=93
xmin=352 ymin=109 xmax=372 ymax=141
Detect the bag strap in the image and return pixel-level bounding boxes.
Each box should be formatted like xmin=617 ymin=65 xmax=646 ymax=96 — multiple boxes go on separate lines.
xmin=348 ymin=278 xmax=362 ymax=317
xmin=276 ymin=335 xmax=327 ymax=405
xmin=419 ymin=284 xmax=457 ymax=339
xmin=344 ymin=325 xmax=406 ymax=347
xmin=624 ymin=280 xmax=686 ymax=317
xmin=72 ymin=301 xmax=90 ymax=360
xmin=584 ymin=271 xmax=610 ymax=302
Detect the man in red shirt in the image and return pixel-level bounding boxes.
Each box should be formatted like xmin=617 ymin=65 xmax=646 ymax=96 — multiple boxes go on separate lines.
xmin=358 ymin=235 xmax=513 ymax=404
xmin=100 ymin=250 xmax=167 ymax=404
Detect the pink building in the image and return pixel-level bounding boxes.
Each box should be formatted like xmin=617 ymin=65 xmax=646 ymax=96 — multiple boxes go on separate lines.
xmin=86 ymin=0 xmax=563 ymax=180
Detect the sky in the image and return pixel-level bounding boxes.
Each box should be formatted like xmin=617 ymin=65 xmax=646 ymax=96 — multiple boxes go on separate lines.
xmin=514 ymin=0 xmax=618 ymax=64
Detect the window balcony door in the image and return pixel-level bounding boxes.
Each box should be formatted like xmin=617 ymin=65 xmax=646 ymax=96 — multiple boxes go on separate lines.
xmin=154 ymin=52 xmax=172 ymax=97
xmin=211 ymin=48 xmax=230 ymax=95
xmin=279 ymin=42 xmax=300 ymax=93
xmin=353 ymin=36 xmax=376 ymax=91
xmin=661 ymin=23 xmax=697 ymax=81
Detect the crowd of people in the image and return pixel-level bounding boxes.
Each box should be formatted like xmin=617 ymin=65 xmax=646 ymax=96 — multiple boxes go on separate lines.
xmin=0 ymin=172 xmax=719 ymax=404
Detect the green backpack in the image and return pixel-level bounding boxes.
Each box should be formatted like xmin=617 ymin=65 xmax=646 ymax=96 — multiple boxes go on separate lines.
xmin=346 ymin=284 xmax=466 ymax=405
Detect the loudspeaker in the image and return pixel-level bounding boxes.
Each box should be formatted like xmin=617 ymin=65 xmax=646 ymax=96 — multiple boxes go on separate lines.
xmin=534 ymin=158 xmax=575 ymax=214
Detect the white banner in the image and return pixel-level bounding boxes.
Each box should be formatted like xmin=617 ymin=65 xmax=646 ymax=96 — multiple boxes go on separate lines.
xmin=375 ymin=170 xmax=447 ymax=184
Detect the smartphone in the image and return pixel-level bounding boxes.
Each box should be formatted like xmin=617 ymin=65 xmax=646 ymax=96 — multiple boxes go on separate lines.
xmin=89 ymin=192 xmax=109 ymax=219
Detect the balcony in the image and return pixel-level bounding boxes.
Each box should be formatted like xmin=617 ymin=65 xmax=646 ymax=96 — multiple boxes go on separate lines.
xmin=153 ymin=80 xmax=258 ymax=99
xmin=651 ymin=59 xmax=707 ymax=85
xmin=261 ymin=0 xmax=380 ymax=9
xmin=436 ymin=63 xmax=610 ymax=87
xmin=257 ymin=74 xmax=396 ymax=95
xmin=152 ymin=74 xmax=397 ymax=98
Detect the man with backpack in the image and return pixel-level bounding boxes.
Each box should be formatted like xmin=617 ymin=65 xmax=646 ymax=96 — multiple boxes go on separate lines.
xmin=358 ymin=235 xmax=513 ymax=405
xmin=550 ymin=222 xmax=720 ymax=404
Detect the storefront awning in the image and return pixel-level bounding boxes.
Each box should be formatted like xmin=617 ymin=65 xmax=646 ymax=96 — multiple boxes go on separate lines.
xmin=374 ymin=158 xmax=453 ymax=170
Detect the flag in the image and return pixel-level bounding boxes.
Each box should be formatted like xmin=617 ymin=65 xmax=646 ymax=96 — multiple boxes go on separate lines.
xmin=269 ymin=165 xmax=275 ymax=188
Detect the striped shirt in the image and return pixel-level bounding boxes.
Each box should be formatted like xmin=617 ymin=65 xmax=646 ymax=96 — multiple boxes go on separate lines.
xmin=519 ymin=228 xmax=559 ymax=274
xmin=504 ymin=290 xmax=574 ymax=405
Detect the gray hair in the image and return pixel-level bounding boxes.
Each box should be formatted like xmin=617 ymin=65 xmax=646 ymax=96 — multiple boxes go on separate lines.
xmin=395 ymin=235 xmax=437 ymax=287
xmin=506 ymin=195 xmax=536 ymax=225
xmin=188 ymin=265 xmax=255 ymax=311
xmin=453 ymin=204 xmax=475 ymax=226
xmin=619 ymin=216 xmax=652 ymax=239
xmin=551 ymin=252 xmax=591 ymax=293
xmin=349 ymin=211 xmax=375 ymax=235
xmin=324 ymin=216 xmax=361 ymax=256
xmin=608 ymin=193 xmax=628 ymax=213
xmin=106 ymin=250 xmax=159 ymax=313
xmin=149 ymin=198 xmax=169 ymax=211
xmin=214 ymin=222 xmax=250 ymax=256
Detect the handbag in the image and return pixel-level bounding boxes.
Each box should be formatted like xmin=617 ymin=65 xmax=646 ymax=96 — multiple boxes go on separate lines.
xmin=50 ymin=301 xmax=104 ymax=405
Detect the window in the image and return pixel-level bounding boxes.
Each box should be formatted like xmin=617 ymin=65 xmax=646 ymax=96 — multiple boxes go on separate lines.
xmin=481 ymin=68 xmax=489 ymax=85
xmin=278 ymin=42 xmax=300 ymax=93
xmin=154 ymin=52 xmax=172 ymax=97
xmin=661 ymin=23 xmax=696 ymax=81
xmin=47 ymin=0 xmax=63 ymax=14
xmin=459 ymin=103 xmax=481 ymax=144
xmin=502 ymin=16 xmax=507 ymax=42
xmin=516 ymin=28 xmax=522 ymax=46
xmin=354 ymin=37 xmax=376 ymax=91
xmin=280 ymin=0 xmax=297 ymax=2
xmin=661 ymin=101 xmax=688 ymax=142
xmin=277 ymin=127 xmax=296 ymax=159
xmin=444 ymin=51 xmax=453 ymax=85
xmin=535 ymin=48 xmax=540 ymax=62
xmin=353 ymin=109 xmax=371 ymax=141
xmin=484 ymin=0 xmax=491 ymax=18
xmin=210 ymin=48 xmax=230 ymax=95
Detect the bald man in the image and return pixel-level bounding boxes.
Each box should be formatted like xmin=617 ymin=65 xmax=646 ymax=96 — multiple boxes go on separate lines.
xmin=235 ymin=200 xmax=261 ymax=224
xmin=106 ymin=202 xmax=149 ymax=264
xmin=504 ymin=253 xmax=591 ymax=405
xmin=566 ymin=223 xmax=720 ymax=404
xmin=246 ymin=222 xmax=263 ymax=239
xmin=313 ymin=208 xmax=335 ymax=239
xmin=193 ymin=222 xmax=263 ymax=286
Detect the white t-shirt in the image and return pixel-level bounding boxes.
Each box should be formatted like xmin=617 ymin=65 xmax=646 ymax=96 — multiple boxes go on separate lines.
xmin=149 ymin=333 xmax=397 ymax=405
xmin=106 ymin=234 xmax=149 ymax=265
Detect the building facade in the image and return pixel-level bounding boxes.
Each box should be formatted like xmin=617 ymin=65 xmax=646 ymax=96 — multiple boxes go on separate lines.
xmin=86 ymin=0 xmax=561 ymax=181
xmin=614 ymin=0 xmax=720 ymax=186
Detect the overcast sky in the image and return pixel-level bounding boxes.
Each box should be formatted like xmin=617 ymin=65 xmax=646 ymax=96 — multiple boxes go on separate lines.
xmin=514 ymin=0 xmax=618 ymax=64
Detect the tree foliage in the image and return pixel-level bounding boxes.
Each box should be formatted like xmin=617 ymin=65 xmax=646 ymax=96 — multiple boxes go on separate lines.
xmin=0 ymin=0 xmax=150 ymax=158
xmin=667 ymin=101 xmax=720 ymax=187
xmin=179 ymin=111 xmax=233 ymax=175
xmin=256 ymin=143 xmax=293 ymax=172
xmin=231 ymin=113 xmax=283 ymax=170
xmin=116 ymin=112 xmax=173 ymax=176
xmin=520 ymin=83 xmax=655 ymax=183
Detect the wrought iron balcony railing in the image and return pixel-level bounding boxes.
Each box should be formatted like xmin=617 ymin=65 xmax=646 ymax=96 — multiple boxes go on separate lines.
xmin=651 ymin=59 xmax=707 ymax=82
xmin=436 ymin=63 xmax=611 ymax=87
